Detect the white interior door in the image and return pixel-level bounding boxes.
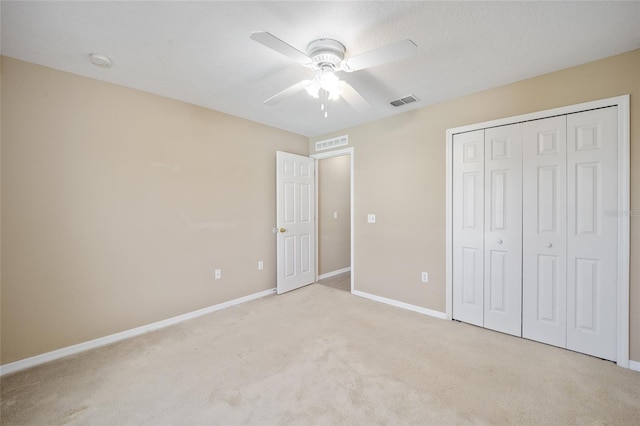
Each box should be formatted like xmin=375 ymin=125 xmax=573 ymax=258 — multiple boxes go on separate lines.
xmin=483 ymin=124 xmax=523 ymax=336
xmin=452 ymin=130 xmax=485 ymax=327
xmin=276 ymin=151 xmax=316 ymax=294
xmin=566 ymin=107 xmax=618 ymax=361
xmin=522 ymin=116 xmax=568 ymax=347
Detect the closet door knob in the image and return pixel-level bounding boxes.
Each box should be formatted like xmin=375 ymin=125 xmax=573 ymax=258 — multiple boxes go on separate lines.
xmin=546 ymin=243 xmax=552 ymax=248
xmin=497 ymin=239 xmax=503 ymax=244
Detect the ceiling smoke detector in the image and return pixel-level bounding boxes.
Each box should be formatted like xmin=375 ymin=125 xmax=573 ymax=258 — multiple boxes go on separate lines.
xmin=89 ymin=53 xmax=112 ymax=68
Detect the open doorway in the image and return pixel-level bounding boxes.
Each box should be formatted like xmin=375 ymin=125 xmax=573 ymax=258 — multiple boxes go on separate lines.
xmin=312 ymin=149 xmax=353 ymax=292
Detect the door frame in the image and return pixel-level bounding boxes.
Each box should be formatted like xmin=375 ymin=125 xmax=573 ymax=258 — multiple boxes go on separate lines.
xmin=311 ymin=147 xmax=355 ymax=293
xmin=445 ymin=95 xmax=630 ymax=368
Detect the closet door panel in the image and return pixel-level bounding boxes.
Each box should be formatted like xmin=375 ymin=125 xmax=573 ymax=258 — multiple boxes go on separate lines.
xmin=522 ymin=116 xmax=567 ymax=347
xmin=567 ymin=107 xmax=618 ymax=361
xmin=452 ymin=130 xmax=485 ymax=327
xmin=484 ymin=124 xmax=522 ymax=336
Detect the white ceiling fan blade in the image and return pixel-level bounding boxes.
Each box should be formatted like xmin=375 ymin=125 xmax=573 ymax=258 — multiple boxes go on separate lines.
xmin=341 ymin=39 xmax=417 ymax=72
xmin=340 ymin=82 xmax=371 ymax=111
xmin=250 ymin=31 xmax=311 ymax=64
xmin=264 ymin=80 xmax=312 ymax=105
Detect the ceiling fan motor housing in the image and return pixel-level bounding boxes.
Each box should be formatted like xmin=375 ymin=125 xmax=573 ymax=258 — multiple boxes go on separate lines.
xmin=306 ymin=39 xmax=345 ymax=70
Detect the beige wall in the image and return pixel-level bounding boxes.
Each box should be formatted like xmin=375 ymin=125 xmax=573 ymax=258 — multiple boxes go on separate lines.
xmin=310 ymin=49 xmax=640 ymax=362
xmin=318 ymin=155 xmax=351 ymax=275
xmin=0 ymin=57 xmax=308 ymax=364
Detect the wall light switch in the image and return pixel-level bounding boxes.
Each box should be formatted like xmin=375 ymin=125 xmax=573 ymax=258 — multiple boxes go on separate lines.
xmin=258 ymin=261 xmax=264 ymax=270
xmin=333 ymin=211 xmax=338 ymax=219
xmin=215 ymin=269 xmax=222 ymax=280
xmin=367 ymin=214 xmax=376 ymax=224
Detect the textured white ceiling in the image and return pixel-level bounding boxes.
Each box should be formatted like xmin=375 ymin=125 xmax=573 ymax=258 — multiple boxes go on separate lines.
xmin=2 ymin=1 xmax=639 ymax=137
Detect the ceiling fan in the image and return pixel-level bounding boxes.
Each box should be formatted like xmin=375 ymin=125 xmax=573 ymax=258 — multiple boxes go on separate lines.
xmin=250 ymin=31 xmax=417 ymax=113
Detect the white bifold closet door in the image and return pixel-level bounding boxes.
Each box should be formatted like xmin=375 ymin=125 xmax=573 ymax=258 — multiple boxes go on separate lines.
xmin=483 ymin=125 xmax=522 ymax=336
xmin=452 ymin=130 xmax=485 ymax=327
xmin=452 ymin=124 xmax=522 ymax=336
xmin=522 ymin=115 xmax=568 ymax=347
xmin=522 ymin=108 xmax=618 ymax=360
xmin=566 ymin=107 xmax=618 ymax=361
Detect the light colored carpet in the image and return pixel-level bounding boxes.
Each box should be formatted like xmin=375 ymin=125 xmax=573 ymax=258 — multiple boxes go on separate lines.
xmin=2 ymin=284 xmax=639 ymax=425
xmin=318 ymin=272 xmax=351 ymax=292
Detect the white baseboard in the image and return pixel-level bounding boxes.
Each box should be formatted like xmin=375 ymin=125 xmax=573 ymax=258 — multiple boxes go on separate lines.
xmin=0 ymin=288 xmax=276 ymax=377
xmin=352 ymin=290 xmax=447 ymax=320
xmin=318 ymin=267 xmax=351 ymax=280
xmin=629 ymin=360 xmax=640 ymax=372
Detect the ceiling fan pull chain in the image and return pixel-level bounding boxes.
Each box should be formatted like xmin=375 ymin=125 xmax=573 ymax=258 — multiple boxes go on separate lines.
xmin=324 ymin=89 xmax=328 ymax=118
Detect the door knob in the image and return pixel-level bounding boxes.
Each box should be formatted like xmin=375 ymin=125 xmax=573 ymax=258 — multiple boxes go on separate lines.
xmin=546 ymin=243 xmax=552 ymax=248
xmin=497 ymin=239 xmax=503 ymax=244
xmin=279 ymin=227 xmax=286 ymax=233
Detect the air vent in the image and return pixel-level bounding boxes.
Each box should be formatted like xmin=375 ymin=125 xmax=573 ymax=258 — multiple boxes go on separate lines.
xmin=390 ymin=94 xmax=419 ymax=107
xmin=315 ymin=135 xmax=348 ymax=151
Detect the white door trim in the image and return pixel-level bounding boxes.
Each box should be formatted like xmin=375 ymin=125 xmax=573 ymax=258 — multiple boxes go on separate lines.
xmin=311 ymin=147 xmax=355 ymax=293
xmin=445 ymin=95 xmax=630 ymax=368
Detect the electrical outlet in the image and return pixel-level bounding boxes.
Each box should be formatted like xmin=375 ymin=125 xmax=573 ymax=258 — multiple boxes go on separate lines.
xmin=258 ymin=261 xmax=263 ymax=270
xmin=215 ymin=269 xmax=222 ymax=280
xmin=421 ymin=272 xmax=429 ymax=283
xmin=367 ymin=214 xmax=376 ymax=223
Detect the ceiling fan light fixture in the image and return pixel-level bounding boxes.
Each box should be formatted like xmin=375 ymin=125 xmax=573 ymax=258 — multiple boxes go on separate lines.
xmin=328 ymin=89 xmax=342 ymax=101
xmin=305 ymin=67 xmax=343 ymax=101
xmin=328 ymin=80 xmax=344 ymax=100
xmin=305 ymin=80 xmax=321 ymax=98
xmin=319 ymin=68 xmax=339 ymax=91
